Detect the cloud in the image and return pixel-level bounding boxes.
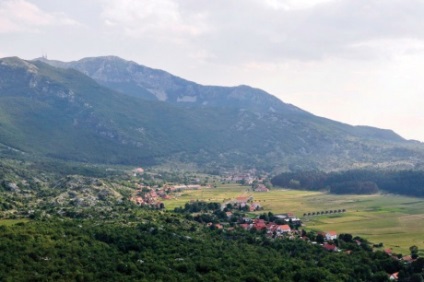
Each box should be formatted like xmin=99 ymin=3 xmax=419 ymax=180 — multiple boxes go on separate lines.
xmin=262 ymin=0 xmax=336 ymax=10
xmin=216 ymin=0 xmax=424 ymax=63
xmin=98 ymin=0 xmax=424 ymax=64
xmin=100 ymin=0 xmax=209 ymax=40
xmin=0 ymin=0 xmax=80 ymax=34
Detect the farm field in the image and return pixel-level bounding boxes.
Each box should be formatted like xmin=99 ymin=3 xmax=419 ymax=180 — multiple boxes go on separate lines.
xmin=164 ymin=184 xmax=424 ymax=254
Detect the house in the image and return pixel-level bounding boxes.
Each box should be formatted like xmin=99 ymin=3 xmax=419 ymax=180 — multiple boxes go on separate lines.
xmin=252 ymin=219 xmax=267 ymax=230
xmin=254 ymin=184 xmax=269 ymax=192
xmin=384 ymin=248 xmax=392 ymax=255
xmin=275 ymin=213 xmax=295 ymax=220
xmin=249 ymin=202 xmax=261 ymax=211
xmin=225 ymin=211 xmax=233 ymax=218
xmin=389 ymin=272 xmax=399 ymax=281
xmin=214 ymin=224 xmax=224 ymax=230
xmin=241 ymin=217 xmax=252 ymax=223
xmin=326 ymin=231 xmax=338 ymax=241
xmin=279 ymin=224 xmax=291 ymax=233
xmin=135 ymin=196 xmax=144 ymax=205
xmin=132 ymin=167 xmax=144 ymax=175
xmin=149 ymin=190 xmax=158 ymax=198
xmin=402 ymin=255 xmax=416 ymax=263
xmin=323 ymin=243 xmax=339 ymax=252
xmin=234 ymin=195 xmax=252 ymax=209
xmin=235 ymin=196 xmax=251 ymax=203
xmin=265 ymin=223 xmax=291 ymax=236
xmin=239 ymin=223 xmax=250 ymax=230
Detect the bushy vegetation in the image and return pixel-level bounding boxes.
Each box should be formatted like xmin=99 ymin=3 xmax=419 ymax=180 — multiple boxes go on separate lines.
xmin=0 ymin=209 xmax=423 ymax=282
xmin=271 ymin=169 xmax=424 ymax=197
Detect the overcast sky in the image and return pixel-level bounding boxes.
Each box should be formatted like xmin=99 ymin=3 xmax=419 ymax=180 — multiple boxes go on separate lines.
xmin=1 ymin=0 xmax=424 ymax=141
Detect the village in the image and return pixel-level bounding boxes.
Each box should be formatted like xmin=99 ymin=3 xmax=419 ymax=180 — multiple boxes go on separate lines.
xmin=126 ymin=168 xmax=420 ymax=280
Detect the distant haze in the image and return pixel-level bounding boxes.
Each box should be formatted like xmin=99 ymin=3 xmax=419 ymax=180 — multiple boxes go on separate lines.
xmin=1 ymin=0 xmax=424 ymax=141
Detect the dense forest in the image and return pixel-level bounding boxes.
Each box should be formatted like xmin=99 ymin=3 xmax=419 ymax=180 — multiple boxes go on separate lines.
xmin=0 ymin=208 xmax=423 ymax=282
xmin=271 ymin=170 xmax=424 ymax=197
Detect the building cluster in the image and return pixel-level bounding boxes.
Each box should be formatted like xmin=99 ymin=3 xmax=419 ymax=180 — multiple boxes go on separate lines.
xmin=130 ymin=183 xmax=207 ymax=208
xmin=239 ymin=218 xmax=292 ymax=236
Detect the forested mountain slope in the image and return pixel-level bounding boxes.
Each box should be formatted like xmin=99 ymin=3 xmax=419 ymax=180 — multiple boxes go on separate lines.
xmin=0 ymin=56 xmax=423 ymax=170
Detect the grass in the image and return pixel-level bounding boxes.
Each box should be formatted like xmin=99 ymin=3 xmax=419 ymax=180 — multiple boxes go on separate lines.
xmin=164 ymin=184 xmax=247 ymax=210
xmin=164 ymin=184 xmax=424 ymax=254
xmin=0 ymin=219 xmax=29 ymax=226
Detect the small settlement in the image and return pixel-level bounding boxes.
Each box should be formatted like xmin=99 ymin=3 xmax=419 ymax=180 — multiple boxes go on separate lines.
xmin=129 ymin=183 xmax=205 ymax=209
xmin=128 ymin=168 xmax=419 ymax=281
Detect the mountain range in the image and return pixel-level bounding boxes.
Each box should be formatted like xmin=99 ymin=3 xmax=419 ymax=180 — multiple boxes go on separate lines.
xmin=0 ymin=55 xmax=423 ymax=172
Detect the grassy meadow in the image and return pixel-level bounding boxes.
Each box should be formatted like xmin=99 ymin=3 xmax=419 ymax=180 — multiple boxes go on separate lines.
xmin=164 ymin=184 xmax=424 ymax=255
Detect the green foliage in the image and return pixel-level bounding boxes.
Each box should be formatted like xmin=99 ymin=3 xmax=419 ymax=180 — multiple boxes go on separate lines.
xmin=271 ymin=169 xmax=424 ymax=197
xmin=0 ymin=211 xmax=421 ymax=282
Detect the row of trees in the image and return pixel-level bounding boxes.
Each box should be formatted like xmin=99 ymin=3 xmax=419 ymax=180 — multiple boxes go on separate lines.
xmin=303 ymin=209 xmax=346 ymax=217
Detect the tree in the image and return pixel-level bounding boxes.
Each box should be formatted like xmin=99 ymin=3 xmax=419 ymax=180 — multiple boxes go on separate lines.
xmin=316 ymin=234 xmax=325 ymax=244
xmin=339 ymin=233 xmax=353 ymax=243
xmin=410 ymin=245 xmax=419 ymax=257
xmin=410 ymin=273 xmax=424 ymax=282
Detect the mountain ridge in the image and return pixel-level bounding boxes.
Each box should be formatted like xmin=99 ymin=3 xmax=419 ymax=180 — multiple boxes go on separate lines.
xmin=0 ymin=56 xmax=422 ymax=171
xmin=35 ymin=56 xmax=407 ymax=143
xmin=35 ymin=56 xmax=312 ymax=115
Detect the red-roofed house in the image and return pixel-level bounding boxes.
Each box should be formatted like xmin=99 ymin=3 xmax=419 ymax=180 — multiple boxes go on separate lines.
xmin=266 ymin=223 xmax=291 ymax=235
xmin=279 ymin=224 xmax=291 ymax=233
xmin=254 ymin=184 xmax=269 ymax=192
xmin=214 ymin=224 xmax=223 ymax=230
xmin=239 ymin=223 xmax=250 ymax=230
xmin=236 ymin=196 xmax=251 ymax=203
xmin=323 ymin=243 xmax=339 ymax=252
xmin=389 ymin=272 xmax=399 ymax=280
xmin=249 ymin=202 xmax=261 ymax=211
xmin=326 ymin=231 xmax=338 ymax=241
xmin=253 ymin=222 xmax=267 ymax=230
xmin=402 ymin=255 xmax=416 ymax=263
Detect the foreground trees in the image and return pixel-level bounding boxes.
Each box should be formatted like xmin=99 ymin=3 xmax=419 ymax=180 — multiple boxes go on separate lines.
xmin=0 ymin=209 xmax=422 ymax=281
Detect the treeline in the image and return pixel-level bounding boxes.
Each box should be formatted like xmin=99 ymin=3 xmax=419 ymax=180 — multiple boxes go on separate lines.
xmin=303 ymin=209 xmax=346 ymax=217
xmin=174 ymin=201 xmax=221 ymax=213
xmin=271 ymin=169 xmax=424 ymax=197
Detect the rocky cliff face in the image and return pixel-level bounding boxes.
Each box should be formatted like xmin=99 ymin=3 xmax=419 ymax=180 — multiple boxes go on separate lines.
xmin=38 ymin=56 xmax=304 ymax=114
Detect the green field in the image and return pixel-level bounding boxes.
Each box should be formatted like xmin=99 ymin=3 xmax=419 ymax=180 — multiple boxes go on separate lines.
xmin=164 ymin=184 xmax=424 ymax=255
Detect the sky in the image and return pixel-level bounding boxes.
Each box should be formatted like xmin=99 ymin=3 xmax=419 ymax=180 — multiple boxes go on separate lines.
xmin=1 ymin=0 xmax=424 ymax=141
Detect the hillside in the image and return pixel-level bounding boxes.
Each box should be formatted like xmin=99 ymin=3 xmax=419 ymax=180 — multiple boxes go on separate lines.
xmin=37 ymin=56 xmax=303 ymax=114
xmin=0 ymin=56 xmax=423 ymax=171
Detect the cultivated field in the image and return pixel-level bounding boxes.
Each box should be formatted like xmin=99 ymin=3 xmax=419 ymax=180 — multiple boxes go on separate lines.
xmin=164 ymin=184 xmax=424 ymax=255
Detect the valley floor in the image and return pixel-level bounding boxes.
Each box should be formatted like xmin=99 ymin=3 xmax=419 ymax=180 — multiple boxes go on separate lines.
xmin=164 ymin=184 xmax=424 ymax=255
